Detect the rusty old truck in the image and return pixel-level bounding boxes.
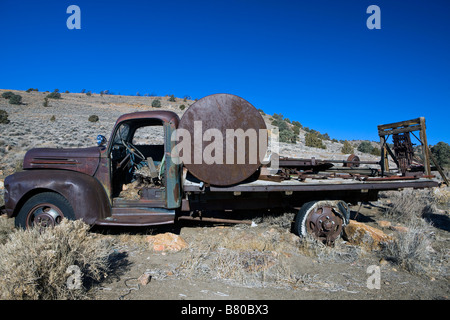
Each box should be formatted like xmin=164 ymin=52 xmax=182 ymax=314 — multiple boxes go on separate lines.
xmin=1 ymin=94 xmax=441 ymax=243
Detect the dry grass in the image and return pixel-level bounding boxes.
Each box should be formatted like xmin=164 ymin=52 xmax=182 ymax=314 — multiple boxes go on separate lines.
xmin=175 ymin=223 xmax=362 ymax=290
xmin=176 ymin=225 xmax=303 ymax=288
xmin=0 ymin=216 xmax=15 ymax=245
xmin=432 ymin=187 xmax=450 ymax=208
xmin=379 ymin=188 xmax=449 ymax=277
xmin=381 ymin=187 xmax=449 ymax=220
xmin=0 ymin=220 xmax=113 ymax=300
xmin=381 ymin=218 xmax=437 ymax=275
xmin=298 ymin=233 xmax=363 ymax=263
xmin=381 ymin=189 xmax=433 ymax=223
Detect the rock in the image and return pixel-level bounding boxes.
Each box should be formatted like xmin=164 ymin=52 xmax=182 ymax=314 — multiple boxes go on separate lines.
xmin=343 ymin=220 xmax=393 ymax=250
xmin=389 ymin=225 xmax=409 ymax=233
xmin=379 ymin=258 xmax=389 ymax=266
xmin=146 ymin=233 xmax=188 ymax=252
xmin=377 ymin=220 xmax=391 ymax=228
xmin=138 ymin=273 xmax=151 ymax=286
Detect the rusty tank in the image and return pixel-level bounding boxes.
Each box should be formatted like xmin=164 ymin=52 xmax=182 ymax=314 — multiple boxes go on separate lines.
xmin=177 ymin=93 xmax=268 ymax=186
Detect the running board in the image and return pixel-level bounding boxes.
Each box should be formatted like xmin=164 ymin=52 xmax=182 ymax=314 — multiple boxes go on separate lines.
xmin=95 ymin=207 xmax=175 ymax=226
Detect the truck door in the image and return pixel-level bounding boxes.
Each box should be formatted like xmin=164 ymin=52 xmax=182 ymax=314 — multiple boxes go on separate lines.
xmin=108 ymin=118 xmax=181 ymax=209
xmin=164 ymin=118 xmax=182 ymax=209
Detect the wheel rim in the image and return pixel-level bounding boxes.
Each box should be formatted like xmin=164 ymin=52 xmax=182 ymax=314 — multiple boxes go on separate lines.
xmin=26 ymin=203 xmax=64 ymax=228
xmin=344 ymin=154 xmax=360 ymax=168
xmin=305 ymin=205 xmax=343 ymax=244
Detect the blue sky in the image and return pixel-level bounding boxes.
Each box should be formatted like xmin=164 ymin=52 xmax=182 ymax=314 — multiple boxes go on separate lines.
xmin=0 ymin=0 xmax=449 ymax=145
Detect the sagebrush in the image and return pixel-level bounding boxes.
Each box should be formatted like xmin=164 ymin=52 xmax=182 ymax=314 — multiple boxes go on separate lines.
xmin=0 ymin=220 xmax=112 ymax=300
xmin=381 ymin=218 xmax=435 ymax=275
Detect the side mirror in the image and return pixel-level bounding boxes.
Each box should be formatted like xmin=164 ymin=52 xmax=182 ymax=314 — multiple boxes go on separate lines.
xmin=96 ymin=135 xmax=107 ymax=146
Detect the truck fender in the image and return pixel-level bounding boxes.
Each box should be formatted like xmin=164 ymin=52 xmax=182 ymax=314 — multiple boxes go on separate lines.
xmin=4 ymin=169 xmax=111 ymax=225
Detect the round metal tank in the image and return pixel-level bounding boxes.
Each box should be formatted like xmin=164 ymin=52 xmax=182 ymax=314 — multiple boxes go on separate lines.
xmin=177 ymin=93 xmax=267 ymax=186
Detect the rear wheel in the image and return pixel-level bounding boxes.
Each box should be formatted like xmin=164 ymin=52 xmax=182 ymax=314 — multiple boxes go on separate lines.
xmin=15 ymin=192 xmax=75 ymax=229
xmin=294 ymin=201 xmax=347 ymax=245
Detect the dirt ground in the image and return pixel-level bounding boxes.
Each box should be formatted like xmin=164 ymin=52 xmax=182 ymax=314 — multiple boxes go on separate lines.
xmin=91 ymin=202 xmax=449 ymax=301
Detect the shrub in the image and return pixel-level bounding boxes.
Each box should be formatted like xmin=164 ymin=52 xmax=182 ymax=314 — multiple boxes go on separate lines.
xmin=88 ymin=115 xmax=99 ymax=122
xmin=382 ymin=218 xmax=434 ymax=275
xmin=9 ymin=94 xmax=22 ymax=105
xmin=168 ymin=94 xmax=176 ymax=102
xmin=43 ymin=97 xmax=49 ymax=107
xmin=305 ymin=132 xmax=326 ymax=149
xmin=341 ymin=140 xmax=354 ymax=154
xmin=0 ymin=217 xmax=14 ymax=245
xmin=1 ymin=91 xmax=14 ymax=99
xmin=292 ymin=121 xmax=302 ymax=128
xmin=179 ymin=104 xmax=186 ymax=110
xmin=46 ymin=92 xmax=61 ymax=99
xmin=0 ymin=220 xmax=112 ymax=299
xmin=152 ymin=99 xmax=162 ymax=108
xmin=272 ymin=113 xmax=283 ymax=121
xmin=86 ymin=91 xmax=92 ymax=96
xmin=279 ymin=128 xmax=297 ymax=143
xmin=381 ymin=189 xmax=432 ymax=223
xmin=50 ymin=115 xmax=56 ymax=121
xmin=357 ymin=141 xmax=374 ymax=154
xmin=272 ymin=118 xmax=297 ymax=143
xmin=370 ymin=147 xmax=381 ymax=156
xmin=271 ymin=118 xmax=286 ymax=130
xmin=0 ymin=110 xmax=10 ymax=124
xmin=430 ymin=142 xmax=450 ymax=168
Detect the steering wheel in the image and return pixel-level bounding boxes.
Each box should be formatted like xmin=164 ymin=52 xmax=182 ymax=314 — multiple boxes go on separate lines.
xmin=121 ymin=140 xmax=145 ymax=161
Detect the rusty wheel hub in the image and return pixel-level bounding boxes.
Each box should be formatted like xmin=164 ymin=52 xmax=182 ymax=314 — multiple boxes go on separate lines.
xmin=27 ymin=203 xmax=63 ymax=228
xmin=344 ymin=154 xmax=360 ymax=168
xmin=306 ymin=206 xmax=343 ymax=244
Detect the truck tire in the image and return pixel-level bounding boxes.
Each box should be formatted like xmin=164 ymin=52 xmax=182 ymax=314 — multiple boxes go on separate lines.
xmin=15 ymin=192 xmax=75 ymax=229
xmin=294 ymin=201 xmax=317 ymax=238
xmin=294 ymin=200 xmax=345 ymax=244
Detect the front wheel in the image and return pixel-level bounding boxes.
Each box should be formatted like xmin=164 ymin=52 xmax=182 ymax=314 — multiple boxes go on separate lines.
xmin=15 ymin=192 xmax=75 ymax=229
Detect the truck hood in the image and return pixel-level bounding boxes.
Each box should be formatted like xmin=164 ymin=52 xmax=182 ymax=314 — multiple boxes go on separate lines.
xmin=23 ymin=146 xmax=101 ymax=176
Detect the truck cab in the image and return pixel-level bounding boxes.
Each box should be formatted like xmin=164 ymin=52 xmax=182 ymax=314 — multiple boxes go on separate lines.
xmin=3 ymin=111 xmax=183 ymax=228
